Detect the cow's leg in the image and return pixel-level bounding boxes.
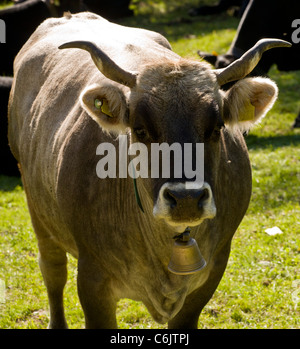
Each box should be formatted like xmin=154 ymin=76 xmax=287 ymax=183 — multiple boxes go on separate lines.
xmin=77 ymin=257 xmax=117 ymax=328
xmin=22 ymin=177 xmax=69 ymax=329
xmin=38 ymin=237 xmax=68 ymax=329
xmin=168 ymin=245 xmax=231 ymax=329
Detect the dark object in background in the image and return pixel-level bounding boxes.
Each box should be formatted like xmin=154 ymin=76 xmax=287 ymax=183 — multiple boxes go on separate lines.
xmin=84 ymin=0 xmax=133 ymax=20
xmin=197 ymin=0 xmax=300 ymax=128
xmin=292 ymin=113 xmax=300 ymax=128
xmin=0 ymin=0 xmax=82 ymax=76
xmin=198 ymin=0 xmax=300 ymax=75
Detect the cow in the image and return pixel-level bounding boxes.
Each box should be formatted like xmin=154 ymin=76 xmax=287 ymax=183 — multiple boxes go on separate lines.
xmin=0 ymin=77 xmax=19 ymax=176
xmin=8 ymin=12 xmax=290 ymax=329
xmin=197 ymin=0 xmax=300 ymax=128
xmin=198 ymin=0 xmax=300 ymax=74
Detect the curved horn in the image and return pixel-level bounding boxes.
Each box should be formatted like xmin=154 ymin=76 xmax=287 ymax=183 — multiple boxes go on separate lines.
xmin=215 ymin=38 xmax=292 ymax=86
xmin=59 ymin=41 xmax=137 ymax=88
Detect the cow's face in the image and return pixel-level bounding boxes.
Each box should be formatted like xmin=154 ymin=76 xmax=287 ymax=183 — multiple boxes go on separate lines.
xmin=80 ymin=58 xmax=278 ymax=231
xmin=128 ymin=60 xmax=221 ymax=231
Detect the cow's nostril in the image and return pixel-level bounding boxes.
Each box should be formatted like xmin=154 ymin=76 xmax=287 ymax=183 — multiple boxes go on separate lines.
xmin=199 ymin=188 xmax=209 ymax=200
xmin=163 ymin=187 xmax=210 ymax=211
xmin=198 ymin=188 xmax=209 ymax=208
xmin=164 ymin=190 xmax=177 ymax=209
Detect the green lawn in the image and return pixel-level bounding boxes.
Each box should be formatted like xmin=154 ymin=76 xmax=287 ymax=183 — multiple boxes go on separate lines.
xmin=0 ymin=2 xmax=299 ymax=329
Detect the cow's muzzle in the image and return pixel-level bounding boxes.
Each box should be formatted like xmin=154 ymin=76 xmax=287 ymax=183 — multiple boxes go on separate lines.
xmin=153 ymin=182 xmax=216 ymax=231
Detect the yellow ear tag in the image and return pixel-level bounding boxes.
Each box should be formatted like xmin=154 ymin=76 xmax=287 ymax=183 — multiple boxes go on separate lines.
xmin=239 ymin=102 xmax=256 ymax=122
xmin=94 ymin=98 xmax=114 ymax=118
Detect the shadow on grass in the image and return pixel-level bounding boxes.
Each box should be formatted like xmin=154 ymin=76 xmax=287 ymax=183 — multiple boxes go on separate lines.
xmin=0 ymin=175 xmax=22 ymax=192
xmin=245 ymin=133 xmax=300 ymax=150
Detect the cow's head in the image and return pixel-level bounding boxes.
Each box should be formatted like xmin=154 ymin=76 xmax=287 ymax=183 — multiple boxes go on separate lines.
xmin=59 ymin=38 xmax=290 ymax=232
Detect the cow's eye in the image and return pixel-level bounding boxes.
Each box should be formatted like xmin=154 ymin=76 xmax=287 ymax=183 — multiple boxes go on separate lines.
xmin=207 ymin=123 xmax=224 ymax=141
xmin=134 ymin=127 xmax=147 ymax=140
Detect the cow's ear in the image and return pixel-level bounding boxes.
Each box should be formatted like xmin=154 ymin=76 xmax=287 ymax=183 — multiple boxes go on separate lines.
xmin=223 ymin=77 xmax=278 ymax=132
xmin=80 ymin=83 xmax=129 ymax=134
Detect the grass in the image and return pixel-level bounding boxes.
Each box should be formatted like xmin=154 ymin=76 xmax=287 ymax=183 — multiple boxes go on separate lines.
xmin=0 ymin=2 xmax=300 ymax=329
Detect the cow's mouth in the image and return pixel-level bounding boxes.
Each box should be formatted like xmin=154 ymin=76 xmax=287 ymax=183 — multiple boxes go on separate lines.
xmin=153 ymin=182 xmax=216 ymax=231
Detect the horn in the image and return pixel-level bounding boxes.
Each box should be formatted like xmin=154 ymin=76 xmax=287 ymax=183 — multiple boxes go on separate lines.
xmin=168 ymin=228 xmax=206 ymax=275
xmin=59 ymin=41 xmax=137 ymax=88
xmin=215 ymin=38 xmax=292 ymax=86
